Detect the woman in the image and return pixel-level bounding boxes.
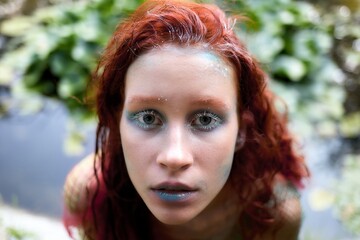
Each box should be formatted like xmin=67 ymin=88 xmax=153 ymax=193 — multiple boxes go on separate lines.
xmin=63 ymin=0 xmax=309 ymax=239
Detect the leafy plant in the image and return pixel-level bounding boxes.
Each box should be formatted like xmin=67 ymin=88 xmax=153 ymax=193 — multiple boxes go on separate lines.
xmin=0 ymin=0 xmax=145 ymax=154
xmin=0 ymin=0 xmax=359 ymax=147
xmin=327 ymin=7 xmax=360 ymax=138
xmin=0 ymin=0 xmax=145 ymax=121
xmin=222 ymin=0 xmax=353 ymax=137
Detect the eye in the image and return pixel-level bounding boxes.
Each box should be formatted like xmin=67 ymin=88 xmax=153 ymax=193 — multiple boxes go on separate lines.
xmin=190 ymin=111 xmax=223 ymax=132
xmin=129 ymin=110 xmax=163 ymax=130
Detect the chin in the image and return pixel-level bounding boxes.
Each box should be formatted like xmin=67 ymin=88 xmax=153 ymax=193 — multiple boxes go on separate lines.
xmin=156 ymin=215 xmax=194 ymax=226
xmin=151 ymin=208 xmax=201 ymax=226
xmin=160 ymin=219 xmax=187 ymax=226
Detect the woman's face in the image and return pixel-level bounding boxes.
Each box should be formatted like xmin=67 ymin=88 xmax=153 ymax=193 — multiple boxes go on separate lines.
xmin=120 ymin=45 xmax=239 ymax=225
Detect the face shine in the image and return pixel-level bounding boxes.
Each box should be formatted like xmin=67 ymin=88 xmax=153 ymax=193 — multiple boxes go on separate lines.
xmin=120 ymin=45 xmax=239 ymax=226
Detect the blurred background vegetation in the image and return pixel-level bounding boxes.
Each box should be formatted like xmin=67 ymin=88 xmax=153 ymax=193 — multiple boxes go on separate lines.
xmin=0 ymin=0 xmax=359 ymax=238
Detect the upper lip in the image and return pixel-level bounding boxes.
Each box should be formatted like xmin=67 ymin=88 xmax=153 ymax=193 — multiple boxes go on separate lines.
xmin=151 ymin=182 xmax=197 ymax=191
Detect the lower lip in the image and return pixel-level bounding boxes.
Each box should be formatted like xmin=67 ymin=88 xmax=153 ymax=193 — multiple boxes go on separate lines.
xmin=153 ymin=190 xmax=196 ymax=202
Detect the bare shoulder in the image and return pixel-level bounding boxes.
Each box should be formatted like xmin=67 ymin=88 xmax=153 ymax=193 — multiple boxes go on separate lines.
xmin=63 ymin=154 xmax=100 ymax=240
xmin=274 ymin=180 xmax=302 ymax=225
xmin=257 ymin=181 xmax=303 ymax=240
xmin=274 ymin=190 xmax=302 ymax=239
xmin=63 ymin=153 xmax=98 ymax=213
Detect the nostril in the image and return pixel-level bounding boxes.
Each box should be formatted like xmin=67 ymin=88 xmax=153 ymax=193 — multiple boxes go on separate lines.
xmin=157 ymin=154 xmax=193 ymax=171
xmin=156 ymin=138 xmax=193 ymax=171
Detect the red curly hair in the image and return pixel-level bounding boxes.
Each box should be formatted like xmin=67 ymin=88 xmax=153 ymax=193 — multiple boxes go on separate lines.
xmin=86 ymin=0 xmax=309 ymax=239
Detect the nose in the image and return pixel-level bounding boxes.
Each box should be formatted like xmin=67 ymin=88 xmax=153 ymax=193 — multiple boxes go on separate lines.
xmin=156 ymin=125 xmax=193 ymax=172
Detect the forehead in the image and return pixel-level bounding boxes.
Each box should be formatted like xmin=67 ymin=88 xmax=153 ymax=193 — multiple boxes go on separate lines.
xmin=127 ymin=44 xmax=234 ymax=80
xmin=124 ymin=45 xmax=238 ymax=107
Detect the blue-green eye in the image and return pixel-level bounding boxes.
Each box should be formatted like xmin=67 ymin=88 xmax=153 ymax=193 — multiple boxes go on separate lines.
xmin=191 ymin=111 xmax=223 ymax=131
xmin=128 ymin=110 xmax=163 ymax=130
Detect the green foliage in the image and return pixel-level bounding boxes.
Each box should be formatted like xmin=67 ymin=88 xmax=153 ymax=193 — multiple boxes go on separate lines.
xmin=6 ymin=227 xmax=37 ymax=240
xmin=0 ymin=0 xmax=359 ymax=138
xmin=0 ymin=0 xmax=145 ymax=121
xmin=227 ymin=0 xmax=351 ymax=136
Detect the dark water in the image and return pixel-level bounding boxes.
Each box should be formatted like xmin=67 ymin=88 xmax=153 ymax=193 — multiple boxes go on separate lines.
xmin=0 ymin=100 xmax=357 ymax=239
xmin=299 ymin=137 xmax=356 ymax=239
xmin=0 ymin=100 xmax=95 ymax=217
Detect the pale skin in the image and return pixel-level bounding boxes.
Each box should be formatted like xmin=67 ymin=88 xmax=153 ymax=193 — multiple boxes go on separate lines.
xmin=64 ymin=44 xmax=302 ymax=239
xmin=65 ymin=154 xmax=302 ymax=239
xmin=120 ymin=45 xmax=239 ymax=233
xmin=118 ymin=45 xmax=302 ymax=239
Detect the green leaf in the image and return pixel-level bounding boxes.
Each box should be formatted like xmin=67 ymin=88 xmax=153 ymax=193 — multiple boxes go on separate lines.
xmin=117 ymin=0 xmax=145 ymax=12
xmin=290 ymin=30 xmax=332 ymax=62
xmin=277 ymin=10 xmax=295 ymax=24
xmin=0 ymin=16 xmax=35 ymax=36
xmin=344 ymin=50 xmax=360 ymax=71
xmin=247 ymin=32 xmax=284 ymax=63
xmin=0 ymin=64 xmax=13 ymax=85
xmin=290 ymin=31 xmax=317 ymax=61
xmin=0 ymin=46 xmax=36 ymax=74
xmin=312 ymin=59 xmax=345 ymax=83
xmin=294 ymin=1 xmax=319 ymax=24
xmin=271 ymin=55 xmax=306 ymax=81
xmin=25 ymin=30 xmax=61 ymax=59
xmin=74 ymin=12 xmax=102 ymax=42
xmin=49 ymin=52 xmax=71 ymax=76
xmin=269 ymin=81 xmax=299 ymax=115
xmin=71 ymin=40 xmax=98 ymax=69
xmin=34 ymin=5 xmax=63 ymax=23
xmin=23 ymin=58 xmax=48 ymax=87
xmin=58 ymin=71 xmax=87 ymax=98
xmin=314 ymin=31 xmax=332 ymax=53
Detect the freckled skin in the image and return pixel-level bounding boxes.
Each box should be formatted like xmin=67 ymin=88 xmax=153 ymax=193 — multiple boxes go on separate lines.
xmin=119 ymin=45 xmax=239 ymax=229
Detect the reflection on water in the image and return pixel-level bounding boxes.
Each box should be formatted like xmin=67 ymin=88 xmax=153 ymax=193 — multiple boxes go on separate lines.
xmin=0 ymin=100 xmax=357 ymax=239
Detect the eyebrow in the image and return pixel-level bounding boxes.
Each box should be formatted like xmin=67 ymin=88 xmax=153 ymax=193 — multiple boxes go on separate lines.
xmin=189 ymin=97 xmax=231 ymax=110
xmin=127 ymin=96 xmax=168 ymax=105
xmin=127 ymin=96 xmax=231 ymax=110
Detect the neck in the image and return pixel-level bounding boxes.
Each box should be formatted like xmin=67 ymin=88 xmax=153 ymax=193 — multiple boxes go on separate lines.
xmin=151 ymin=184 xmax=242 ymax=240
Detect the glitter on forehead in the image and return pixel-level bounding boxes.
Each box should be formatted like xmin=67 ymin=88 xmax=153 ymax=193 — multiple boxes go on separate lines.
xmin=198 ymin=51 xmax=230 ymax=78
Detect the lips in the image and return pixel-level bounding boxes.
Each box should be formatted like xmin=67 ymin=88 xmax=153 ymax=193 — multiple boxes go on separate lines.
xmin=151 ymin=182 xmax=198 ymax=202
xmin=151 ymin=182 xmax=197 ymax=192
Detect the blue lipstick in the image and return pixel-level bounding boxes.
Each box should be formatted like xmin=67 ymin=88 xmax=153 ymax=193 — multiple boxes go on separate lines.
xmin=155 ymin=190 xmax=193 ymax=202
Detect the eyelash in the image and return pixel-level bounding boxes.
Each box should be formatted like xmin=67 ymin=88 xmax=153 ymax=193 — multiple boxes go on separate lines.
xmin=128 ymin=110 xmax=224 ymax=132
xmin=190 ymin=111 xmax=223 ymax=132
xmin=128 ymin=110 xmax=163 ymax=130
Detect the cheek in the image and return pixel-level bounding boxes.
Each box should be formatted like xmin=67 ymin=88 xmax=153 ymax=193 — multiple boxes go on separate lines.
xmin=204 ymin=128 xmax=237 ymax=183
xmin=207 ymin=128 xmax=237 ymax=161
xmin=120 ymin=119 xmax=144 ymax=168
xmin=220 ymin=161 xmax=233 ymax=180
xmin=120 ymin=119 xmax=159 ymax=171
xmin=214 ymin=151 xmax=234 ymax=187
xmin=199 ymin=139 xmax=235 ymax=183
